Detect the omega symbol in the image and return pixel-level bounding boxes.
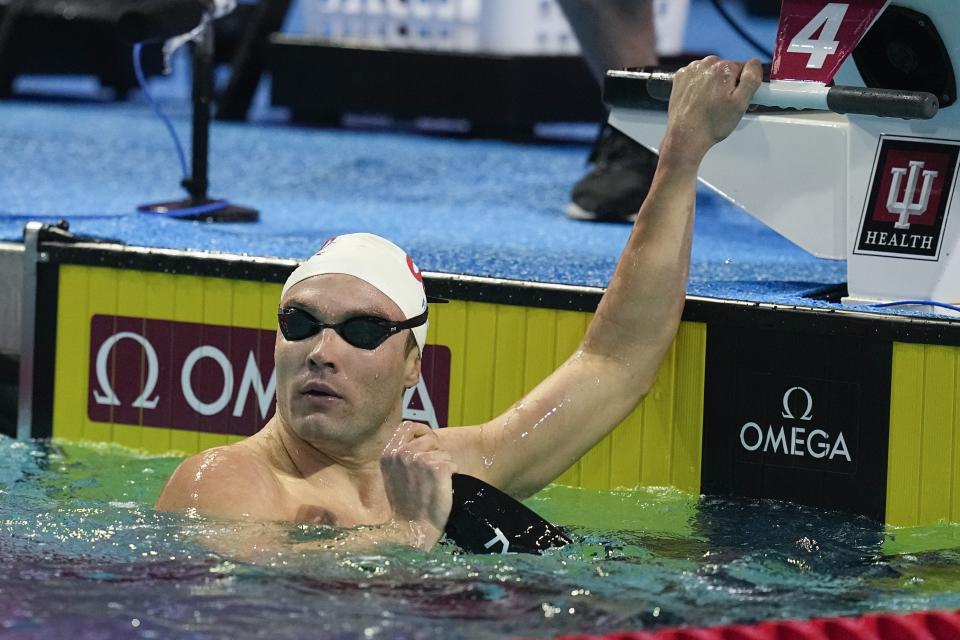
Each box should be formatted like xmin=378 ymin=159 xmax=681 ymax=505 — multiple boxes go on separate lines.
xmin=781 ymin=386 xmax=813 ymax=421
xmin=92 ymin=332 xmax=161 ymax=409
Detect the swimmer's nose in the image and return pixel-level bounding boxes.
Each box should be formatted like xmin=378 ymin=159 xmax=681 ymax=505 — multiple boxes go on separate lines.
xmin=306 ymin=327 xmax=345 ymax=370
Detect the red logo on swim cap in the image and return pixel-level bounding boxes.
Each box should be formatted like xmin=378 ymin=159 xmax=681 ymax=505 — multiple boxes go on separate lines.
xmin=406 ymin=255 xmax=423 ymax=283
xmin=318 ymin=236 xmax=338 ymax=254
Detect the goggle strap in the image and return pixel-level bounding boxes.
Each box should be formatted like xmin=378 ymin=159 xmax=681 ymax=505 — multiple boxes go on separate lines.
xmin=393 ymin=309 xmax=429 ymax=330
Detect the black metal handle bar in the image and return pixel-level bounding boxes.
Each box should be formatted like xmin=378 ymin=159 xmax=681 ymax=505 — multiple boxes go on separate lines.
xmin=604 ymin=70 xmax=939 ymax=120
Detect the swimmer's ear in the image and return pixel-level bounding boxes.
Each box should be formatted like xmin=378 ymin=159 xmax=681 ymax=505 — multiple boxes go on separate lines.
xmin=402 ymin=349 xmax=421 ymax=388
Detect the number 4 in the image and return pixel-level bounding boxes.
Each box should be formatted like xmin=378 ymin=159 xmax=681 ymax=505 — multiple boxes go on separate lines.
xmin=787 ymin=2 xmax=849 ymax=69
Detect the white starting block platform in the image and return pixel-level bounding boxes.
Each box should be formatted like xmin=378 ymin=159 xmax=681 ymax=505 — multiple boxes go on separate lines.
xmin=607 ymin=0 xmax=960 ymax=315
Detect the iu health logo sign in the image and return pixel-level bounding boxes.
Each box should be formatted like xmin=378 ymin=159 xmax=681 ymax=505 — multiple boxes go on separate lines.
xmin=855 ymin=137 xmax=960 ymax=260
xmin=87 ymin=315 xmax=451 ymax=434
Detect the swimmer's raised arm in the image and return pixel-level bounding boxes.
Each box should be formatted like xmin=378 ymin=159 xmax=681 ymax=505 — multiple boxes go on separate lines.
xmin=443 ymin=57 xmax=762 ymax=498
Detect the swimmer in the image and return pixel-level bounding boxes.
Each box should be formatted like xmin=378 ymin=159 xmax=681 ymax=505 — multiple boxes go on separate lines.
xmin=156 ymin=57 xmax=763 ymax=553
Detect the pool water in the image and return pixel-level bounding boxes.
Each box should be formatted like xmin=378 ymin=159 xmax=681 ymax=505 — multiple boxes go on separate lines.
xmin=3 ymin=436 xmax=960 ymax=640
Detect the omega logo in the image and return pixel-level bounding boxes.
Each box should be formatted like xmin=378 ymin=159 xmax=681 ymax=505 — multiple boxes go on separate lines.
xmin=739 ymin=386 xmax=851 ymax=462
xmin=781 ymin=386 xmax=813 ymax=421
xmin=92 ymin=331 xmax=276 ymax=418
xmin=92 ymin=332 xmax=161 ymax=409
xmin=87 ymin=315 xmax=452 ymax=431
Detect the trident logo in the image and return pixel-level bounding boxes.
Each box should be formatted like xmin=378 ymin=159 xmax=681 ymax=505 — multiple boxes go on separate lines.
xmin=887 ymin=161 xmax=939 ymax=229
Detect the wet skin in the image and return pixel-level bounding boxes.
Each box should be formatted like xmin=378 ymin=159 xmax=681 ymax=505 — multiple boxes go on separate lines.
xmin=155 ymin=57 xmax=763 ymax=554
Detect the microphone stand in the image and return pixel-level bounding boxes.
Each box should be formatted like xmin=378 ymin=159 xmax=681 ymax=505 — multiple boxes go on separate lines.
xmin=138 ymin=20 xmax=259 ymax=222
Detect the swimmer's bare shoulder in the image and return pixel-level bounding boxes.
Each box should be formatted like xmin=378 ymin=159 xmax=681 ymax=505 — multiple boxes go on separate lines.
xmin=155 ymin=442 xmax=283 ymax=520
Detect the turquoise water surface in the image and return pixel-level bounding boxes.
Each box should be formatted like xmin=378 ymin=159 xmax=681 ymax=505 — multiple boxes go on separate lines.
xmin=3 ymin=435 xmax=960 ymax=639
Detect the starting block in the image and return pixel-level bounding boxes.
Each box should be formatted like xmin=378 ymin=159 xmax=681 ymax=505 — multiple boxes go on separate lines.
xmin=605 ymin=0 xmax=959 ymax=315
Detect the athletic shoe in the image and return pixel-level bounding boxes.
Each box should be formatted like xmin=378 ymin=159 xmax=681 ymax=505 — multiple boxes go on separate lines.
xmin=565 ymin=124 xmax=659 ymax=223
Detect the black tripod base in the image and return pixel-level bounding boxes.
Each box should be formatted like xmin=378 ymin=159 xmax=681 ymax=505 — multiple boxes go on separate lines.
xmin=137 ymin=197 xmax=259 ymax=222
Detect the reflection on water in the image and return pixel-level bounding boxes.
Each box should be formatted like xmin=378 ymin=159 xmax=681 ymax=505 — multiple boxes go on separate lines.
xmin=2 ymin=436 xmax=960 ymax=639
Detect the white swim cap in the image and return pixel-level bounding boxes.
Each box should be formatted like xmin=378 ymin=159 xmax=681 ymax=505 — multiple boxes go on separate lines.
xmin=281 ymin=233 xmax=429 ymax=352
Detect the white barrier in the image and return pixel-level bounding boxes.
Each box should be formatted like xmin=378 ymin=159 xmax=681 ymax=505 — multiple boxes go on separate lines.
xmin=300 ymin=0 xmax=690 ymax=56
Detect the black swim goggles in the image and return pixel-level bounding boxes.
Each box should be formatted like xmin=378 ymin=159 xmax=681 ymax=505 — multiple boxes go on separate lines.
xmin=277 ymin=306 xmax=427 ymax=350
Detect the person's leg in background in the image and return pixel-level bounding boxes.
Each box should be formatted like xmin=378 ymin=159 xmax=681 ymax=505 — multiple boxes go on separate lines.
xmin=558 ymin=0 xmax=657 ymax=80
xmin=557 ymin=0 xmax=660 ymax=223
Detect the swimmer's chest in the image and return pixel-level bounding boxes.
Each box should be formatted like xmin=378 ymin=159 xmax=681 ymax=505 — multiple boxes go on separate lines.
xmin=280 ymin=476 xmax=390 ymax=528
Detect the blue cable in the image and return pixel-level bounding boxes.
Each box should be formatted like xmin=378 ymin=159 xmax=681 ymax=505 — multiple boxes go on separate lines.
xmin=1 ymin=41 xmax=232 ymax=221
xmin=150 ymin=198 xmax=230 ymax=218
xmin=131 ymin=41 xmax=231 ymax=218
xmin=872 ymin=300 xmax=960 ymax=314
xmin=133 ymin=42 xmax=190 ymax=179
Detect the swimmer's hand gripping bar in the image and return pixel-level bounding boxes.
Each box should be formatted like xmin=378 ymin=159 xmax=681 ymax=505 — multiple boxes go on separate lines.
xmin=604 ymin=70 xmax=940 ymax=120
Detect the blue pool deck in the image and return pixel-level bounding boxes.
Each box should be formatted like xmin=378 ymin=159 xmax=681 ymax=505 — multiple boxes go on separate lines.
xmin=0 ymin=96 xmax=851 ymax=308
xmin=0 ymin=0 xmax=861 ymax=313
